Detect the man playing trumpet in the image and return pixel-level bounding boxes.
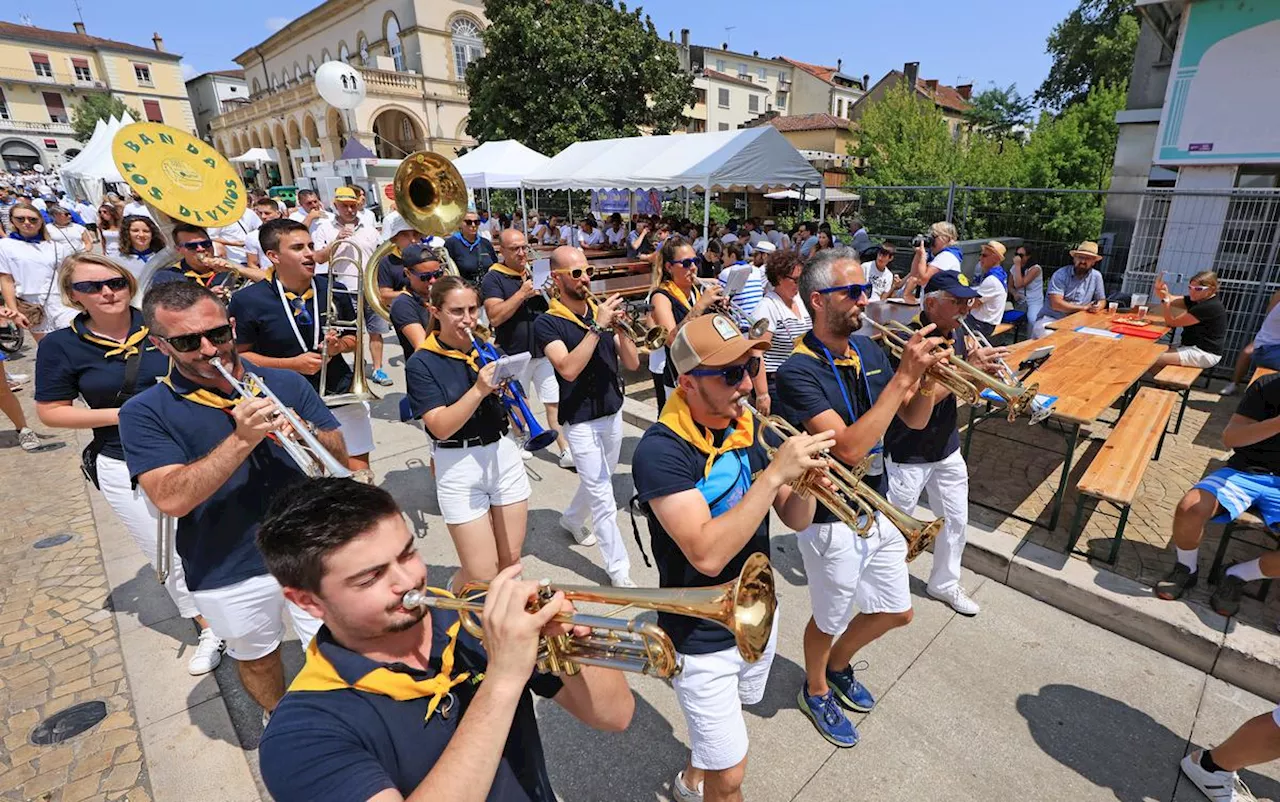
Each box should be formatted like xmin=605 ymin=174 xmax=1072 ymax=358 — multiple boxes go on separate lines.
xmin=633 ymin=313 xmax=832 ymax=802
xmin=775 ymin=248 xmax=948 ymax=749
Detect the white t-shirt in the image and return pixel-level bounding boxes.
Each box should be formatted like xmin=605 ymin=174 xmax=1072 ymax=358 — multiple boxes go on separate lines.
xmin=76 ymin=202 xmax=98 ymax=226
xmin=358 ymin=208 xmax=377 ymax=231
xmin=862 ymin=259 xmax=896 ymax=301
xmin=0 ymin=237 xmax=76 ymax=330
xmin=313 ymin=220 xmax=379 ymax=283
xmin=605 ymin=226 xmax=627 ymax=247
xmin=48 ymin=223 xmax=88 ymax=252
xmin=210 ymin=208 xmax=263 ymax=264
xmin=971 ymin=274 xmax=1007 ymax=326
xmin=244 ymin=230 xmax=264 ymax=266
xmin=31 ymin=197 xmax=47 ymax=212
xmin=122 ymin=201 xmax=152 ymax=220
xmin=929 ymin=249 xmax=962 ymax=274
xmin=101 ymin=228 xmax=120 ymax=258
xmin=578 ymin=227 xmax=604 ymax=247
xmin=558 ymin=224 xmax=577 ymax=247
xmin=289 ymin=208 xmax=334 ymax=234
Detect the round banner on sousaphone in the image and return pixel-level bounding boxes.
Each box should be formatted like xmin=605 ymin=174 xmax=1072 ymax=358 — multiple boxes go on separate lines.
xmin=110 ymin=122 xmax=246 ymax=227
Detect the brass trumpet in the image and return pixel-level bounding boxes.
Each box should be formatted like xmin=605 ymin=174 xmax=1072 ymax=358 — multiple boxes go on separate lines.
xmin=401 ymin=553 xmax=776 ymax=678
xmin=575 ymin=286 xmax=668 ymax=352
xmin=695 ymin=277 xmax=769 ymax=339
xmin=738 ymin=399 xmax=941 ymax=562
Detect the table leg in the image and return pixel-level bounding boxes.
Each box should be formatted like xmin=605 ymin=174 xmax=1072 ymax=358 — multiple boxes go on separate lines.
xmin=1048 ymin=423 xmax=1080 ymax=531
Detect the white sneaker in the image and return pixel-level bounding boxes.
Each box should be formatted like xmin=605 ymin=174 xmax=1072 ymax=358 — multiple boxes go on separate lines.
xmin=609 ymin=571 xmax=637 ymax=588
xmin=559 ymin=450 xmax=575 ymax=470
xmin=521 ymin=448 xmax=533 ymax=461
xmin=673 ymin=769 xmax=703 ymax=802
xmin=559 ymin=515 xmax=595 ymax=546
xmin=187 ymin=628 xmax=225 ymax=675
xmin=1219 ymin=383 xmax=1240 ymax=396
xmin=1180 ymin=751 xmax=1256 ymax=801
xmin=7 ymin=372 xmax=28 ymax=383
xmin=17 ymin=428 xmax=39 ymax=452
xmin=927 ymin=584 xmax=980 ymax=616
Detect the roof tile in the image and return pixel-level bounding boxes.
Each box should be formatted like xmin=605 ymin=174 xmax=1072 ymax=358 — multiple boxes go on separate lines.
xmin=0 ymin=20 xmax=179 ymax=60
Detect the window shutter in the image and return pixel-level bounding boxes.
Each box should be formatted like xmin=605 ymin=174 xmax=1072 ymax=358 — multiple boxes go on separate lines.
xmin=143 ymin=100 xmax=163 ymax=123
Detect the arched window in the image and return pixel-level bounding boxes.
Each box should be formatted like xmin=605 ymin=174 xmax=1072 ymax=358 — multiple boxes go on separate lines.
xmin=385 ymin=15 xmax=404 ymax=72
xmin=358 ymin=36 xmax=369 ymax=67
xmin=269 ymin=74 xmax=278 ymax=91
xmin=294 ymin=64 xmax=302 ymax=84
xmin=252 ymin=77 xmax=261 ymax=94
xmin=320 ymin=49 xmax=331 ymax=63
xmin=338 ymin=43 xmax=350 ymax=63
xmin=451 ymin=18 xmax=483 ymax=81
xmin=307 ymin=57 xmax=317 ymax=75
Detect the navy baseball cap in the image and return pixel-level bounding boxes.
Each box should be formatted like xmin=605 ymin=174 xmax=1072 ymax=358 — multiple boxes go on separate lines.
xmin=924 ymin=271 xmax=979 ymax=299
xmin=400 ymin=243 xmax=438 ymax=269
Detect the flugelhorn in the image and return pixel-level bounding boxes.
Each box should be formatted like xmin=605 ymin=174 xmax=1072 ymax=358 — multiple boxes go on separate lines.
xmin=695 ymin=277 xmax=769 ymax=338
xmin=468 ymin=326 xmax=559 ymax=452
xmin=738 ymin=399 xmax=940 ymax=562
xmin=401 ymin=553 xmax=776 ymax=678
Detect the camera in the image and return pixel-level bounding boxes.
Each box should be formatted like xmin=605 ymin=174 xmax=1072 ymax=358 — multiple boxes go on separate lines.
xmin=912 ymin=233 xmax=936 ymax=250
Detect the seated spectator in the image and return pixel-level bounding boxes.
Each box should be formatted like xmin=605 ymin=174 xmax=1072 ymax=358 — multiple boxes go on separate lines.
xmin=1151 ymin=271 xmax=1226 ymax=369
xmin=863 ymin=243 xmax=902 ymax=301
xmin=1221 ymin=289 xmax=1280 ymax=396
xmin=1009 ymin=244 xmax=1044 ymax=324
xmin=699 ymin=238 xmax=723 ymax=279
xmin=1030 ymin=241 xmax=1107 ymax=338
xmin=750 ymin=239 xmax=775 ymax=269
xmin=968 ymin=241 xmax=1010 ymax=340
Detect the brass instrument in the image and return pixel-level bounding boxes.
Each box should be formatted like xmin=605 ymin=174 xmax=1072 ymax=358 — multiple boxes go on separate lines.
xmin=156 ymin=514 xmax=175 ymax=584
xmin=585 ymin=287 xmax=668 ymax=351
xmin=738 ymin=399 xmax=941 ymax=562
xmin=209 ymin=356 xmax=353 ymax=478
xmin=695 ymin=277 xmax=770 ymax=339
xmin=318 ymin=234 xmax=380 ymax=407
xmin=468 ymin=326 xmax=559 ymax=451
xmin=401 ymin=553 xmax=775 ymax=678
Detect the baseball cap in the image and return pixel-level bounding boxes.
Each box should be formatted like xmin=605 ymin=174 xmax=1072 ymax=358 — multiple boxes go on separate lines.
xmin=670 ymin=314 xmax=768 ymax=376
xmin=399 ymin=243 xmax=439 ymax=269
xmin=333 ymin=186 xmax=359 ymax=203
xmin=924 ymin=270 xmax=979 ymax=299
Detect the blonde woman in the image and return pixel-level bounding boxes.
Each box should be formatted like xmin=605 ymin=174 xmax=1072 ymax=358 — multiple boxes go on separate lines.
xmin=34 ymin=253 xmax=225 ymax=674
xmin=1154 ymin=270 xmax=1227 ymax=368
xmin=0 ymin=202 xmax=76 ymax=340
xmin=904 ymin=220 xmax=962 ymax=303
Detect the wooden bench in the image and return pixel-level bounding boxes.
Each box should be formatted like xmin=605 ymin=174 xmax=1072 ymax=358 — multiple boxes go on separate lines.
xmin=1150 ymin=364 xmax=1204 ymax=435
xmin=1208 ymin=510 xmax=1277 ymax=604
xmin=1065 ymin=387 xmax=1177 ymax=564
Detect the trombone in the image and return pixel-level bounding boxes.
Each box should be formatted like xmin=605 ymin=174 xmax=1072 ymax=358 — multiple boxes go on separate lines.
xmin=738 ymin=399 xmax=941 ymax=562
xmin=156 ymin=514 xmax=175 ymax=584
xmin=318 ymin=233 xmax=380 ymax=407
xmin=209 ymin=357 xmax=353 ymax=479
xmin=401 ymin=553 xmax=775 ymax=678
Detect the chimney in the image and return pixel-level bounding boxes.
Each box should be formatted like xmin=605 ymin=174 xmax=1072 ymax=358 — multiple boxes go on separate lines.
xmin=956 ymin=83 xmax=973 ymax=100
xmin=722 ymin=43 xmax=728 ymax=50
xmin=862 ymin=73 xmax=870 ymax=90
xmin=836 ymin=58 xmax=842 ymax=73
xmin=925 ymin=78 xmax=938 ymax=93
xmin=903 ymin=61 xmax=919 ymax=89
xmin=72 ymin=21 xmax=86 ymax=36
xmin=753 ymin=50 xmax=759 ymax=57
xmin=681 ymin=28 xmax=689 ymax=47
xmin=152 ymin=32 xmax=165 ymax=52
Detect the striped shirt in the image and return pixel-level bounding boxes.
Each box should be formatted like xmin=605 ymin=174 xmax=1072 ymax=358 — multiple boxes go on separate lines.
xmin=751 ymin=290 xmax=813 ymax=374
xmin=719 ymin=262 xmax=767 ymax=324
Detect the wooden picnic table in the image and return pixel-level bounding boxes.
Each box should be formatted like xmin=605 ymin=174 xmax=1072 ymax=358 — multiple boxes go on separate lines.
xmin=1047 ymin=308 xmax=1171 ymax=339
xmin=963 ymin=327 xmax=1169 ymax=529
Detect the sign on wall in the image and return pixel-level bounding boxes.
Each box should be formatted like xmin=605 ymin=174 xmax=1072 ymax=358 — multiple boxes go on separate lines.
xmin=1154 ymin=0 xmax=1280 ymax=165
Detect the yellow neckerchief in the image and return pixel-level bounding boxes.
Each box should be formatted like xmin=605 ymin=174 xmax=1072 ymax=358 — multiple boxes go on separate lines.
xmin=282 ymin=283 xmax=315 ymax=316
xmin=155 ymin=360 xmax=244 ymax=410
xmin=657 ymin=387 xmax=756 ymax=479
xmin=658 ymin=280 xmax=699 ymax=313
xmin=487 ymin=263 xmax=526 ymax=279
xmin=71 ymin=316 xmax=150 ymax=359
xmin=288 ymin=589 xmax=471 ymax=723
xmin=546 ymin=297 xmax=596 ymax=331
xmin=417 ymin=331 xmax=481 ymax=373
xmin=791 ymin=333 xmax=861 ymax=371
xmin=182 ymin=266 xmax=219 ymax=287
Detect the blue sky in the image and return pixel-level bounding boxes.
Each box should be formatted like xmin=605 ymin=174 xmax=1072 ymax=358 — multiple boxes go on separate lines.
xmin=9 ymin=0 xmax=1075 ymax=102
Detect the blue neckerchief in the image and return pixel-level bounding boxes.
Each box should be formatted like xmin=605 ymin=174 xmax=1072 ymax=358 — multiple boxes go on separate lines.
xmin=812 ymin=334 xmax=883 ymax=458
xmin=985 ymin=265 xmax=1008 ymax=289
xmin=930 ymin=245 xmax=963 ymax=263
xmin=7 ymin=231 xmax=43 ymax=243
xmin=451 ymin=231 xmax=480 ymax=252
xmin=289 ymin=297 xmax=312 ymax=325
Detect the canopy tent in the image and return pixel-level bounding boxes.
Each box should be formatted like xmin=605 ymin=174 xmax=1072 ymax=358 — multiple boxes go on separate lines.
xmin=765 ymin=188 xmax=859 ymax=202
xmin=229 ymin=147 xmax=280 ymax=164
xmin=453 ymin=140 xmax=551 ymax=189
xmin=60 ymin=113 xmax=135 ymax=207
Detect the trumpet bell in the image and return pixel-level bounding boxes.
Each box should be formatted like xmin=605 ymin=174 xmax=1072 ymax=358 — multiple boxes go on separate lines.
xmin=640 ymin=324 xmax=669 ymax=351
xmin=525 ymin=428 xmax=561 ymax=452
xmin=394 ymin=152 xmax=468 ymax=240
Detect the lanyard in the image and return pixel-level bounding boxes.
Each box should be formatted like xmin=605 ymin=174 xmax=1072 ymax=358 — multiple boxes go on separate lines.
xmin=813 ymin=337 xmax=883 ymax=458
xmin=273 ymin=277 xmax=320 ymax=352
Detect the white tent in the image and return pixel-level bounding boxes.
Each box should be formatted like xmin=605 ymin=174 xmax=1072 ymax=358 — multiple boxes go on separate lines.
xmin=60 ymin=113 xmax=134 ymax=206
xmin=452 ymin=140 xmax=550 ymax=189
xmin=766 ymin=188 xmax=860 ymax=202
xmin=230 ymin=147 xmax=280 ymax=164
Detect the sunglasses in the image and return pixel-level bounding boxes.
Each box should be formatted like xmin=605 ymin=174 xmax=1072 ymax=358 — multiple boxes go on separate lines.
xmin=180 ymin=239 xmax=214 ymax=251
xmin=1190 ymin=284 xmax=1213 ymax=291
xmin=817 ymin=283 xmax=874 ymax=301
xmin=71 ymin=277 xmax=129 ymax=294
xmin=462 ymin=219 xmax=480 ymax=226
xmin=409 ymin=268 xmax=444 ymax=281
xmin=688 ymin=356 xmax=761 ymax=386
xmin=668 ymin=257 xmax=699 ymax=269
xmin=11 ymin=216 xmax=41 ymax=224
xmin=554 ymin=266 xmax=595 ymax=280
xmin=160 ymin=324 xmax=233 ymax=353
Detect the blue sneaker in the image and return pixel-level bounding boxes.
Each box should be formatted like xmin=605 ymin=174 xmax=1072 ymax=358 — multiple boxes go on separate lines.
xmin=797 ymin=684 xmax=858 ymax=748
xmin=370 ymin=368 xmax=393 ymax=386
xmin=826 ymin=663 xmax=876 ymax=713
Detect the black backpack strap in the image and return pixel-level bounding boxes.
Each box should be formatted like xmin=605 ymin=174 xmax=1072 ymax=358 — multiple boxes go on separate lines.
xmin=114 ymin=347 xmax=146 ymax=404
xmin=626 ymin=493 xmax=652 ymax=569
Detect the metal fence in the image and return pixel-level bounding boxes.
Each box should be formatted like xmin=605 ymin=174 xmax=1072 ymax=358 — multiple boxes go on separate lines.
xmin=849 ymin=184 xmax=1280 ymax=376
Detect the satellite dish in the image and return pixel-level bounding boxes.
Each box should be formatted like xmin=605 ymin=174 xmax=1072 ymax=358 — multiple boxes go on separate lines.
xmin=315 ymin=61 xmax=366 ymax=111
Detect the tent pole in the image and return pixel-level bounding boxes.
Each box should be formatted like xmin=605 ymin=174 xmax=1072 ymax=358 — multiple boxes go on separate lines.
xmin=819 ymin=184 xmax=827 ymax=227
xmin=702 ymin=183 xmax=711 ymax=245
xmin=567 ymin=189 xmax=572 ymax=224
xmin=519 ymin=185 xmax=527 ymax=234
xmin=684 ymin=187 xmax=690 ymax=219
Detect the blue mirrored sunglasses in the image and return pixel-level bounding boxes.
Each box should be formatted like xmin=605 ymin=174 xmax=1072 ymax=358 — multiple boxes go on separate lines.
xmin=817 ymin=283 xmax=873 ymax=301
xmin=687 ymin=356 xmax=761 ymax=386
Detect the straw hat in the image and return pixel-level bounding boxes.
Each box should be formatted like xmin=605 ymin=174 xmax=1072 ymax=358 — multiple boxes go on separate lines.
xmin=1069 ymin=241 xmax=1103 ymax=262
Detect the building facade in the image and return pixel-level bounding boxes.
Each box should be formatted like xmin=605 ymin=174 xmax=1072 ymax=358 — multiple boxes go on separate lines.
xmin=775 ymin=57 xmax=866 ymax=119
xmin=674 ymin=33 xmax=796 ymax=132
xmin=849 ymin=62 xmax=972 ymax=140
xmin=211 ymin=0 xmax=485 ymax=185
xmin=752 ymin=112 xmax=859 ymax=185
xmin=0 ymin=20 xmax=190 ymax=171
xmin=186 ymin=69 xmax=249 ymax=146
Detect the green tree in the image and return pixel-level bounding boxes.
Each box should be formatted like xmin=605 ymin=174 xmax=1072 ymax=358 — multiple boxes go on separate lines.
xmin=1036 ymin=0 xmax=1139 ymax=112
xmin=963 ymin=84 xmax=1034 ymax=141
xmin=465 ymin=0 xmax=695 ymax=155
xmin=70 ymin=94 xmax=141 ymax=143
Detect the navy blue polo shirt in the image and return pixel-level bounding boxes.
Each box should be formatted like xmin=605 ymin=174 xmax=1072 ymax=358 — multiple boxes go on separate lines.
xmin=404 ymin=337 xmax=508 ymax=442
xmin=147 ymin=259 xmax=236 ymax=290
xmin=117 ymin=360 xmax=339 ymax=591
xmin=481 ymin=267 xmax=547 ymax=358
xmin=260 ymin=611 xmax=563 ymax=802
xmin=633 ymin=419 xmax=769 ymax=655
xmin=388 ymin=293 xmax=431 ymax=356
xmin=443 ymin=233 xmax=496 ymax=282
xmin=34 ymin=309 xmax=168 ymax=461
xmin=229 ymin=275 xmax=356 ymax=397
xmin=376 ymin=252 xmax=407 ymax=294
xmin=885 ymin=309 xmax=967 ymax=464
xmin=533 ymin=308 xmax=623 ymax=426
xmin=653 ymin=285 xmax=696 ymax=385
xmin=776 ymin=330 xmax=893 ymax=523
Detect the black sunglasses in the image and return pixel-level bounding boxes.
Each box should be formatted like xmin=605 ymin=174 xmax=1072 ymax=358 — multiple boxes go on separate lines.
xmin=71 ymin=277 xmax=130 ymax=294
xmin=409 ymin=268 xmax=444 ymax=281
xmin=160 ymin=324 xmax=233 ymax=353
xmin=668 ymin=257 xmax=699 ymax=268
xmin=462 ymin=219 xmax=480 ymax=225
xmin=180 ymin=239 xmax=214 ymax=251
xmin=11 ymin=215 xmax=41 ymax=224
xmin=818 ymin=283 xmax=873 ymax=301
xmin=688 ymin=356 xmax=761 ymax=386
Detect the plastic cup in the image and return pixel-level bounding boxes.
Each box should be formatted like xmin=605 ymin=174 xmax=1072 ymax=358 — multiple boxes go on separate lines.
xmin=1137 ymin=305 xmax=1149 ymax=318
xmin=1108 ymin=302 xmax=1119 ymax=314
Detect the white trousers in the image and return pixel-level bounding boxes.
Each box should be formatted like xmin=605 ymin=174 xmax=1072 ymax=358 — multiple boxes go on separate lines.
xmin=562 ymin=412 xmax=629 ymax=576
xmin=96 ymin=454 xmax=201 ymax=619
xmin=885 ymin=449 xmax=969 ymax=593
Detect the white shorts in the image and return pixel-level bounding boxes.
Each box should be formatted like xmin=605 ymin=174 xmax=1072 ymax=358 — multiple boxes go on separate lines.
xmin=671 ymin=615 xmax=780 ymax=771
xmin=190 ymin=573 xmax=322 ymax=661
xmin=797 ymin=514 xmax=911 ymax=636
xmin=434 ymin=435 xmax=531 ymax=524
xmin=332 ymin=400 xmax=374 ymax=456
xmin=1177 ymin=345 xmax=1222 ymax=369
xmin=516 ymin=355 xmax=559 ymax=405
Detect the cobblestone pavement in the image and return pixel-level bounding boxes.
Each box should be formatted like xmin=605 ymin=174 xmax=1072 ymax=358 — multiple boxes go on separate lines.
xmin=0 ymin=350 xmax=151 ymax=802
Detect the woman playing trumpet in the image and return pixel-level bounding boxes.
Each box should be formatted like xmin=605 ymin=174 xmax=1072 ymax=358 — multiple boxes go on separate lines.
xmin=405 ymin=275 xmax=531 ymax=584
xmin=648 ymin=235 xmax=725 ymax=409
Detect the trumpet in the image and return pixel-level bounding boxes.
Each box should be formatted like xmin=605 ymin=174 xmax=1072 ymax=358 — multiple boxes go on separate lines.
xmin=583 ymin=287 xmax=668 ymax=352
xmin=467 ymin=326 xmax=559 ymax=452
xmin=695 ymin=278 xmax=769 ymax=338
xmin=401 ymin=553 xmax=776 ymax=678
xmin=738 ymin=399 xmax=941 ymax=562
xmin=208 ymin=357 xmax=353 ymax=478
xmin=155 ymin=514 xmax=175 ymax=584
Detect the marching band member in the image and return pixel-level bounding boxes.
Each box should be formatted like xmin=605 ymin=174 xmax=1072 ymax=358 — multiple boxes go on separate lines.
xmin=482 ymin=228 xmax=571 ymax=466
xmin=256 ymin=479 xmax=634 ymax=802
xmin=35 ymin=254 xmax=225 ymax=673
xmin=534 ymin=246 xmax=640 ymax=586
xmin=406 ymin=276 xmax=531 ymax=583
xmin=633 ymin=313 xmax=830 ymax=802
xmin=314 ymin=186 xmax=392 ymax=387
xmin=388 ymin=244 xmax=444 ymax=355
xmin=775 ymin=247 xmax=945 ymax=748
xmin=886 ymin=271 xmax=1010 ymax=618
xmin=118 ymin=281 xmax=346 ymax=721
xmin=115 ymin=215 xmax=168 ymax=282
xmin=148 ymin=223 xmax=242 ymax=294
xmin=1 ymin=201 xmax=77 ymax=340
xmin=228 ymin=218 xmax=376 ymax=481
xmin=649 ymin=235 xmax=724 ymax=410
xmin=445 ymin=210 xmax=498 ymax=284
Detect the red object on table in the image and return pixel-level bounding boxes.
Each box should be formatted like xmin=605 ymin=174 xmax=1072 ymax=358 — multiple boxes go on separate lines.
xmin=1110 ymin=323 xmax=1163 ymax=339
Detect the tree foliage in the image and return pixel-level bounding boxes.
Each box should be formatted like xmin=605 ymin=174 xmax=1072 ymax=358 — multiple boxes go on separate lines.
xmin=465 ymin=0 xmax=696 ymax=155
xmin=70 ymin=94 xmax=141 ymax=143
xmin=963 ymin=84 xmax=1034 ymax=141
xmin=1036 ymin=0 xmax=1139 ymax=112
